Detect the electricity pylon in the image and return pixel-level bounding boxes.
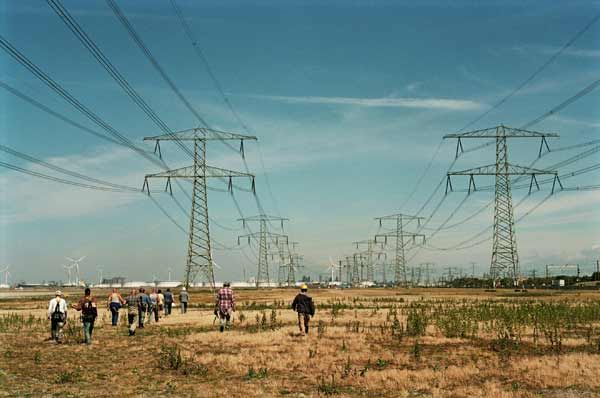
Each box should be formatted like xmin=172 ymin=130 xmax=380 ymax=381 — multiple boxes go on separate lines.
xmin=143 ymin=127 xmax=256 ymax=288
xmin=353 ymin=239 xmax=385 ymax=283
xmin=444 ymin=125 xmax=562 ymax=285
xmin=238 ymin=215 xmax=288 ymax=287
xmin=286 ymin=252 xmax=303 ymax=286
xmin=344 ymin=256 xmax=353 ymax=284
xmin=273 ymin=239 xmax=300 ymax=287
xmin=420 ymin=262 xmax=435 ymax=287
xmin=352 ymin=252 xmax=367 ymax=285
xmin=374 ymin=214 xmax=425 ymax=287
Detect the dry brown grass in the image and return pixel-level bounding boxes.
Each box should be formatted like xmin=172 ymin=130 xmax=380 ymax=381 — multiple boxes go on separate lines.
xmin=0 ymin=288 xmax=599 ymax=397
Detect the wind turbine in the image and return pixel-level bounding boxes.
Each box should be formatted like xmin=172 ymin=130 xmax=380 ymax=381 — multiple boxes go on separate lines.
xmin=63 ymin=264 xmax=74 ymax=285
xmin=66 ymin=256 xmax=85 ymax=286
xmin=327 ymin=257 xmax=337 ymax=282
xmin=0 ymin=266 xmax=9 ymax=286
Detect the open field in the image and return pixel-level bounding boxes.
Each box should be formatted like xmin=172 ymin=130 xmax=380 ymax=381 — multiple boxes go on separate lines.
xmin=1 ymin=288 xmax=600 ymax=397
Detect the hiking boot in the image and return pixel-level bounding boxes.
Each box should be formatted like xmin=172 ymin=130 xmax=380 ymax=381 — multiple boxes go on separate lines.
xmin=219 ymin=325 xmax=224 ymax=333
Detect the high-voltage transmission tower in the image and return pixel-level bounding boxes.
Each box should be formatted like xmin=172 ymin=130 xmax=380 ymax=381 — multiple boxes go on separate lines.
xmin=420 ymin=262 xmax=435 ymax=287
xmin=351 ymin=253 xmax=368 ymax=285
xmin=444 ymin=125 xmax=562 ymax=285
xmin=287 ymin=250 xmax=304 ymax=287
xmin=344 ymin=256 xmax=354 ymax=284
xmin=374 ymin=214 xmax=425 ymax=287
xmin=238 ymin=215 xmax=288 ymax=287
xmin=274 ymin=241 xmax=301 ymax=287
xmin=143 ymin=128 xmax=256 ymax=288
xmin=353 ymin=239 xmax=385 ymax=283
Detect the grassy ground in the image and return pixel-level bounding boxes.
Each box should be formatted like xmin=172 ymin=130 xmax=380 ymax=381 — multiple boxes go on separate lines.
xmin=0 ymin=288 xmax=599 ymax=397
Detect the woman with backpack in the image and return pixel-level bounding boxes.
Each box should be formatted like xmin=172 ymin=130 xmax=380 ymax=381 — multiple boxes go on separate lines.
xmin=47 ymin=290 xmax=67 ymax=343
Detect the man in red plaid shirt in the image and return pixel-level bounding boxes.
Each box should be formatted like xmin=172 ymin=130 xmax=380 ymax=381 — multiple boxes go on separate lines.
xmin=215 ymin=282 xmax=236 ymax=332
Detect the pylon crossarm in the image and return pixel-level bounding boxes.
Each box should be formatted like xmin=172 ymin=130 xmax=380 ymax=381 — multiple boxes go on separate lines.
xmin=237 ymin=215 xmax=289 ymax=222
xmin=448 ymin=163 xmax=557 ymax=176
xmin=375 ymin=214 xmax=424 ymax=222
xmin=144 ymin=127 xmax=257 ymax=142
xmin=444 ymin=125 xmax=559 ymax=139
xmin=146 ymin=165 xmax=254 ymax=179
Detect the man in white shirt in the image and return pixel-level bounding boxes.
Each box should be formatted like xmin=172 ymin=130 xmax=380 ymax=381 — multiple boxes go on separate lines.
xmin=47 ymin=290 xmax=67 ymax=343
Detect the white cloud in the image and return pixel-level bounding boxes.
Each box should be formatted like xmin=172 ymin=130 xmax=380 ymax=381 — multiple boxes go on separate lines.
xmin=238 ymin=93 xmax=485 ymax=111
xmin=0 ymin=146 xmax=148 ymax=224
xmin=542 ymin=47 xmax=600 ymax=58
xmin=551 ymin=115 xmax=600 ymax=129
xmin=405 ymin=82 xmax=424 ymax=93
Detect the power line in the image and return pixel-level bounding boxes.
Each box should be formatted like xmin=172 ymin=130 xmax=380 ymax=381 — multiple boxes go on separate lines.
xmin=104 ymin=0 xmax=209 ymax=130
xmin=168 ymin=0 xmax=283 ymax=217
xmin=0 ymin=143 xmax=141 ymax=192
xmin=400 ymin=12 xmax=599 ymax=226
xmin=457 ymin=12 xmax=600 ymax=132
xmin=522 ymin=78 xmax=600 ymax=129
xmin=0 ymin=35 xmax=162 ymax=168
xmin=0 ymin=160 xmax=132 ymax=193
xmin=47 ymin=0 xmax=195 ymax=160
xmin=0 ymin=81 xmax=126 ymax=148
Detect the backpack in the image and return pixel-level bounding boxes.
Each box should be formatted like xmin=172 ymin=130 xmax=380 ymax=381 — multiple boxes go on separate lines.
xmin=51 ymin=299 xmax=65 ymax=322
xmin=81 ymin=298 xmax=97 ymax=321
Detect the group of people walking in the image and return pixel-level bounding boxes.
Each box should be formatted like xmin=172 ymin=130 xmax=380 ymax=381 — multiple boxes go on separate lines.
xmin=47 ymin=283 xmax=315 ymax=344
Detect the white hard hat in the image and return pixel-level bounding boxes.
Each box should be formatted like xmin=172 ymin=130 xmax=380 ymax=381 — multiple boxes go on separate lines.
xmin=181 ymin=287 xmax=186 ymax=291
xmin=55 ymin=290 xmax=63 ymax=296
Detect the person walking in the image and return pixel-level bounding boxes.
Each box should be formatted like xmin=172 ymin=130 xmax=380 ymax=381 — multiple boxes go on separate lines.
xmin=72 ymin=288 xmax=98 ymax=345
xmin=215 ymin=282 xmax=236 ymax=332
xmin=291 ymin=284 xmax=315 ymax=335
xmin=107 ymin=288 xmax=126 ymax=327
xmin=124 ymin=289 xmax=138 ymax=336
xmin=137 ymin=288 xmax=150 ymax=328
xmin=148 ymin=288 xmax=158 ymax=323
xmin=157 ymin=289 xmax=164 ymax=319
xmin=47 ymin=290 xmax=67 ymax=343
xmin=179 ymin=287 xmax=189 ymax=314
xmin=163 ymin=288 xmax=174 ymax=316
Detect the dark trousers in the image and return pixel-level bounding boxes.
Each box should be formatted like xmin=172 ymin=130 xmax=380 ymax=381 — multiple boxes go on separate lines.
xmin=165 ymin=302 xmax=172 ymax=315
xmin=181 ymin=302 xmax=188 ymax=314
xmin=138 ymin=308 xmax=145 ymax=327
xmin=109 ymin=303 xmax=121 ymax=326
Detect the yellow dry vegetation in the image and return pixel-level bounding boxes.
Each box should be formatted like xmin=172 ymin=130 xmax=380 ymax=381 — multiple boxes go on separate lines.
xmin=0 ymin=288 xmax=599 ymax=397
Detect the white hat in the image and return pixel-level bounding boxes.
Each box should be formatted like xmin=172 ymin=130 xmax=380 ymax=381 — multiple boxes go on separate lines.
xmin=55 ymin=290 xmax=63 ymax=296
xmin=181 ymin=287 xmax=186 ymax=291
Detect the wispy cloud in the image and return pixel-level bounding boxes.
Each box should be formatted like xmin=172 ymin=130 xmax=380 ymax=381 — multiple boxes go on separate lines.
xmin=542 ymin=47 xmax=600 ymax=58
xmin=239 ymin=94 xmax=485 ymax=111
xmin=0 ymin=146 xmax=147 ymax=224
xmin=512 ymin=45 xmax=600 ymax=59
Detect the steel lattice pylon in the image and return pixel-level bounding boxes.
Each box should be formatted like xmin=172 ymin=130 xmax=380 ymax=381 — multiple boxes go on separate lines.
xmin=374 ymin=214 xmax=425 ymax=287
xmin=186 ymin=140 xmax=212 ymax=286
xmin=238 ymin=215 xmax=288 ymax=288
xmin=143 ymin=127 xmax=256 ymax=288
xmin=352 ymin=253 xmax=366 ymax=285
xmin=491 ymin=132 xmax=519 ymax=281
xmin=444 ymin=125 xmax=562 ymax=285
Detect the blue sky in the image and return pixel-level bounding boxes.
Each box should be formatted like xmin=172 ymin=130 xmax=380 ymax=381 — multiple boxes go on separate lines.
xmin=1 ymin=0 xmax=599 ymax=284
